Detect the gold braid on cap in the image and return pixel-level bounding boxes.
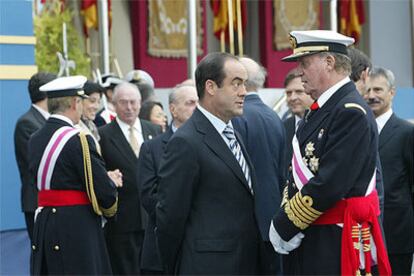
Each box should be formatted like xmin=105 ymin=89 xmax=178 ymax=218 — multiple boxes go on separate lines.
xmin=79 ymin=131 xmax=117 ymax=217
xmin=284 ymin=191 xmax=322 ymax=230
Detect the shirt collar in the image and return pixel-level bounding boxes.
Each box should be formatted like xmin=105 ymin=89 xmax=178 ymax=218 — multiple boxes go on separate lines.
xmin=246 ymin=91 xmax=258 ymax=96
xmin=50 ymin=114 xmax=74 ymax=126
xmin=376 ymin=108 xmax=393 ymax=134
xmin=197 ymin=104 xmax=229 ymax=134
xmin=116 ymin=117 xmax=142 ymax=133
xmin=32 ymin=104 xmax=50 ymax=119
xmin=171 ymin=122 xmax=178 ymax=133
xmin=317 ymin=77 xmax=351 ymax=108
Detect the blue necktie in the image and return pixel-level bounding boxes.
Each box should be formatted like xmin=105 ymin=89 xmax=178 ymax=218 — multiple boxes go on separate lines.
xmin=223 ymin=125 xmax=252 ymax=193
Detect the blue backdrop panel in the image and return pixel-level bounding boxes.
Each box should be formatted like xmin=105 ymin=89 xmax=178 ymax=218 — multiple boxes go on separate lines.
xmin=1 ymin=80 xmax=31 ymax=230
xmin=0 ymin=45 xmax=36 ymax=65
xmin=0 ymin=0 xmax=34 ymax=231
xmin=394 ymin=88 xmax=414 ymax=120
xmin=0 ymin=229 xmax=30 ymax=275
xmin=0 ymin=0 xmax=34 ymax=36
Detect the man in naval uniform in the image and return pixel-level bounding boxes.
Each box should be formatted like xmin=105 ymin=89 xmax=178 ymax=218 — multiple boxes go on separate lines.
xmin=270 ymin=30 xmax=391 ymax=275
xmin=28 ymin=76 xmax=122 ymax=275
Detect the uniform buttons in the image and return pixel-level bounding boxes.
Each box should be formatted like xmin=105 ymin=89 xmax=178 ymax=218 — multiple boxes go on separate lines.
xmin=32 ymin=245 xmax=36 ymax=250
xmin=285 ymin=180 xmax=289 ymax=185
xmin=292 ymin=182 xmax=296 ymax=189
xmin=52 ymin=208 xmax=57 ymax=213
xmin=288 ymin=165 xmax=292 ymax=172
xmin=54 ymin=245 xmax=60 ymax=251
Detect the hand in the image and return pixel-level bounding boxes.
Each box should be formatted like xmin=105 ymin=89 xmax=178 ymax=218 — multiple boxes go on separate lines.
xmin=269 ymin=222 xmax=304 ymax=254
xmin=108 ymin=169 xmax=123 ymax=188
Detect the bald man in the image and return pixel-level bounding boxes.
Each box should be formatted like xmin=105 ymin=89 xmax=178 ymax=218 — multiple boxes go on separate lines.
xmin=138 ymin=84 xmax=198 ymax=274
xmin=232 ymin=57 xmax=285 ymax=275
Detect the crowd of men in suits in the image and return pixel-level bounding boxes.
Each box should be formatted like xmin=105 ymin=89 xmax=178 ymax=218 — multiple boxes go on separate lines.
xmin=13 ymin=30 xmax=412 ymax=275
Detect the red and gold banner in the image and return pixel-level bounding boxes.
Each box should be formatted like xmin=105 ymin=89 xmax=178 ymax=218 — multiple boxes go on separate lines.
xmin=210 ymin=0 xmax=247 ymax=42
xmin=339 ymin=0 xmax=365 ymax=43
xmin=80 ymin=0 xmax=112 ymax=37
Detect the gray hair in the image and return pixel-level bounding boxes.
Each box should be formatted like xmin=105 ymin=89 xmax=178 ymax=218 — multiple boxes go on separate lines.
xmin=112 ymin=82 xmax=141 ymax=103
xmin=319 ymin=52 xmax=352 ymax=76
xmin=169 ymin=84 xmax=195 ymax=104
xmin=48 ymin=96 xmax=73 ymax=114
xmin=368 ymin=67 xmax=396 ymax=89
xmin=240 ymin=57 xmax=267 ymax=90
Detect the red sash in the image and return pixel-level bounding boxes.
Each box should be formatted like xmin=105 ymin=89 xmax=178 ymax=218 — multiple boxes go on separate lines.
xmin=314 ymin=190 xmax=391 ymax=276
xmin=38 ymin=190 xmax=90 ymax=207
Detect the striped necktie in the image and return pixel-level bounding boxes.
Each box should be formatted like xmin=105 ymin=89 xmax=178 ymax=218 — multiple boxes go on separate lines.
xmin=222 ymin=125 xmax=252 ymax=193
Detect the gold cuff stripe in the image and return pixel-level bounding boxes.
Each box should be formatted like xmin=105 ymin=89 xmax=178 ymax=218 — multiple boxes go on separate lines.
xmin=292 ymin=194 xmax=321 ymax=220
xmin=291 ymin=195 xmax=316 ymax=223
xmin=344 ymin=103 xmax=367 ymax=115
xmin=284 ymin=192 xmax=322 ymax=230
xmin=285 ymin=201 xmax=308 ymax=230
xmin=0 ymin=65 xmax=37 ymax=80
xmin=293 ymin=45 xmax=329 ymax=54
xmin=0 ymin=35 xmax=36 ymax=45
xmin=101 ymin=197 xmax=118 ymax=217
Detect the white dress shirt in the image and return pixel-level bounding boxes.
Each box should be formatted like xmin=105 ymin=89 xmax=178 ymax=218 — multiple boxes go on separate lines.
xmin=375 ymin=108 xmax=393 ymax=134
xmin=116 ymin=117 xmax=144 ymax=146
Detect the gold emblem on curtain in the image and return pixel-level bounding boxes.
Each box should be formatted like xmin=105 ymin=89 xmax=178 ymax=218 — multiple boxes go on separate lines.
xmin=273 ymin=0 xmax=319 ymax=50
xmin=148 ymin=0 xmax=204 ymax=58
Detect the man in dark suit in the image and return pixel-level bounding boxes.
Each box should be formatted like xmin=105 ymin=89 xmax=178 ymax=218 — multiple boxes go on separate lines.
xmin=28 ymin=76 xmax=120 ymax=275
xmin=14 ymin=72 xmax=56 ymax=242
xmin=283 ymin=68 xmax=313 ymax=166
xmin=99 ymin=82 xmax=161 ymax=275
xmin=364 ymin=67 xmax=414 ymax=275
xmin=271 ymin=30 xmax=391 ymax=275
xmin=138 ymin=84 xmax=198 ymax=274
xmin=156 ymin=52 xmax=261 ymax=274
xmin=231 ymin=57 xmax=285 ymax=275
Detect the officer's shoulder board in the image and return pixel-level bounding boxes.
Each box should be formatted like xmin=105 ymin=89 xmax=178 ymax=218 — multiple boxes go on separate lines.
xmin=344 ymin=103 xmax=366 ymax=115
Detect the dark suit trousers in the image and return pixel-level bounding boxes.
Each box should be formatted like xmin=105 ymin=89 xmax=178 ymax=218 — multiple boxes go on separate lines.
xmin=259 ymin=241 xmax=282 ymax=275
xmin=24 ymin=212 xmax=35 ymax=242
xmin=388 ymin=253 xmax=413 ymax=276
xmin=105 ymin=230 xmax=144 ymax=275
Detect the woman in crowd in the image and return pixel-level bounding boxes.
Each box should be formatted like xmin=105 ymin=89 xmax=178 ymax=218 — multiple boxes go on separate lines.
xmin=76 ymin=80 xmax=104 ymax=148
xmin=139 ymin=100 xmax=167 ymax=132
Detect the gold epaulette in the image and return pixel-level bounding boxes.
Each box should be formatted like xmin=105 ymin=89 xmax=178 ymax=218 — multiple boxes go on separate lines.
xmin=344 ymin=103 xmax=366 ymax=115
xmin=284 ymin=191 xmax=322 ymax=230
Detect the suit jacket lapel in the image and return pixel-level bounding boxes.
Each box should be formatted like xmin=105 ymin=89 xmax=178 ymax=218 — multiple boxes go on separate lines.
xmin=162 ymin=126 xmax=173 ymax=151
xmin=109 ymin=121 xmax=137 ymax=162
xmin=193 ymin=109 xmax=251 ymax=193
xmin=141 ymin=120 xmax=155 ymax=141
xmin=379 ymin=113 xmax=398 ymax=149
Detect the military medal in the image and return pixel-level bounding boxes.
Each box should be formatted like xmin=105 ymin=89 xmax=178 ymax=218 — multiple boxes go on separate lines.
xmin=318 ymin=129 xmax=324 ymax=140
xmin=309 ymin=156 xmax=319 ymax=172
xmin=305 ymin=142 xmax=315 ymax=157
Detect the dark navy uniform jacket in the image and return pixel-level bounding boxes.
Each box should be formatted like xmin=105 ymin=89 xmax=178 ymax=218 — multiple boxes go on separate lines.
xmin=29 ymin=116 xmax=118 ymax=275
xmin=273 ymin=81 xmax=379 ymax=275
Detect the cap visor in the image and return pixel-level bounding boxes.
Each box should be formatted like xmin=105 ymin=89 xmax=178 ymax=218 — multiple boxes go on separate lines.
xmin=281 ymin=51 xmax=320 ymax=62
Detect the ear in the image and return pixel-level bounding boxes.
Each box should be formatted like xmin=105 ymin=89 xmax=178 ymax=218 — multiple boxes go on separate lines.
xmin=360 ymin=68 xmax=369 ymax=83
xmin=390 ymin=88 xmax=396 ymax=98
xmin=169 ymin=103 xmax=176 ymax=117
xmin=205 ymin=79 xmax=216 ymax=96
xmin=325 ymin=54 xmax=335 ymax=71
